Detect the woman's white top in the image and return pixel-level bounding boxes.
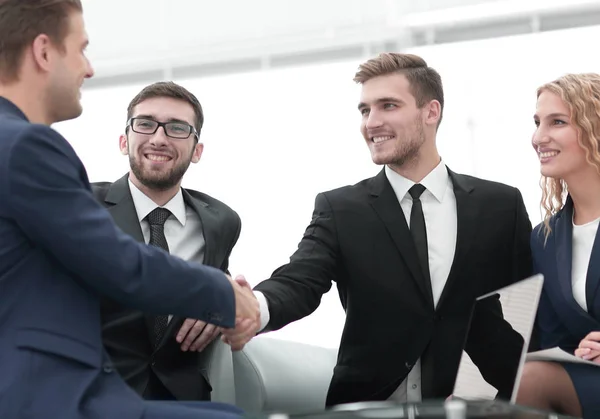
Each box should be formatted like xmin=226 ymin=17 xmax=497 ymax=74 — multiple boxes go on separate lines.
xmin=572 ymin=216 xmax=600 ymax=312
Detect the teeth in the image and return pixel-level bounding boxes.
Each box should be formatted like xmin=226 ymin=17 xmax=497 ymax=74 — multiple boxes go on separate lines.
xmin=146 ymin=154 xmax=170 ymax=162
xmin=373 ymin=136 xmax=394 ymax=143
xmin=539 ymin=151 xmax=559 ymax=159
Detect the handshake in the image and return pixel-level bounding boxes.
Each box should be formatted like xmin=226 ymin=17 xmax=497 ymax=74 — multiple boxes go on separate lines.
xmin=221 ymin=274 xmax=261 ymax=351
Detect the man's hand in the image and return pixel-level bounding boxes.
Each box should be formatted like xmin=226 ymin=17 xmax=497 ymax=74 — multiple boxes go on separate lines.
xmin=575 ymin=331 xmax=600 ymax=362
xmin=222 ymin=274 xmax=260 ymax=351
xmin=176 ymin=318 xmax=221 ymax=352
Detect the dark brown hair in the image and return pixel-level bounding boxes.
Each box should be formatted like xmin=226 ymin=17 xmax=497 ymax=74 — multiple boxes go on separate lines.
xmin=354 ymin=52 xmax=444 ymax=126
xmin=127 ymin=81 xmax=205 ymax=135
xmin=0 ymin=0 xmax=82 ymax=83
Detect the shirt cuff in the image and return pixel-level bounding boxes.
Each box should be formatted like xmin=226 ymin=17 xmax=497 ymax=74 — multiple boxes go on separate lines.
xmin=253 ymin=291 xmax=270 ymax=332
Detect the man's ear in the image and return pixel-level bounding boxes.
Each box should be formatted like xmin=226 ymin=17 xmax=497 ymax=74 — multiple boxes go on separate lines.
xmin=119 ymin=134 xmax=128 ymax=155
xmin=31 ymin=34 xmax=54 ymax=73
xmin=424 ymin=100 xmax=442 ymax=128
xmin=191 ymin=142 xmax=204 ymax=164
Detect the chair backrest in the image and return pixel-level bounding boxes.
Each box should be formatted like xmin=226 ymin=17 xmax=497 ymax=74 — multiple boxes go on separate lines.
xmin=232 ymin=336 xmax=338 ymax=414
xmin=204 ymin=338 xmax=236 ymax=404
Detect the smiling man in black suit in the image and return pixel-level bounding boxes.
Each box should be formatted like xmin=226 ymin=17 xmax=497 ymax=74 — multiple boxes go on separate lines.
xmin=229 ymin=52 xmax=533 ymax=406
xmin=93 ymin=81 xmax=241 ymax=401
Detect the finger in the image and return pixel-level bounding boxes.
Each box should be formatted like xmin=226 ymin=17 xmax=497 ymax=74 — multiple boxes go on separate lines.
xmin=579 ymin=339 xmax=600 ymax=351
xmin=583 ymin=350 xmax=600 ymax=361
xmin=189 ymin=324 xmax=218 ymax=352
xmin=176 ymin=318 xmax=197 ymax=343
xmin=223 ymin=320 xmax=258 ymax=350
xmin=235 ymin=278 xmax=252 ymax=291
xmin=575 ymin=347 xmax=591 ymax=358
xmin=585 ymin=331 xmax=600 ymax=342
xmin=181 ymin=321 xmax=207 ymax=351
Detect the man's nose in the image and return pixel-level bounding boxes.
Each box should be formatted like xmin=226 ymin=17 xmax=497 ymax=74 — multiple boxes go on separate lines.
xmin=149 ymin=127 xmax=170 ymax=146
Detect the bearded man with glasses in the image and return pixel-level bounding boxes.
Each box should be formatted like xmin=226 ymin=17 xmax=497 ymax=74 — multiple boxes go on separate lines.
xmin=92 ymin=81 xmax=242 ymax=402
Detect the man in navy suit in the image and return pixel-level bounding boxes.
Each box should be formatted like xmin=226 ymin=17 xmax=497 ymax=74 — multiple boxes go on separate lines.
xmin=0 ymin=1 xmax=259 ymax=418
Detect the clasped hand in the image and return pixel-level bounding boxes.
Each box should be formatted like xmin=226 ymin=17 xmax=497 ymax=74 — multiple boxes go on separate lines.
xmin=575 ymin=331 xmax=600 ymax=362
xmin=221 ymin=274 xmax=260 ymax=351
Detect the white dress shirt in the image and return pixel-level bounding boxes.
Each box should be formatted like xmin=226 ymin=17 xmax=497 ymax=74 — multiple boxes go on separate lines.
xmin=385 ymin=160 xmax=457 ymax=402
xmin=255 ymin=161 xmax=458 ymax=402
xmin=129 ymin=180 xmax=206 ymax=321
xmin=571 ymin=216 xmax=600 ymax=312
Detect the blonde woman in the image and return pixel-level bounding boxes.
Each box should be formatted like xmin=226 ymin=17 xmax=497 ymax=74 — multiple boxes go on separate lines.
xmin=517 ymin=74 xmax=600 ymax=418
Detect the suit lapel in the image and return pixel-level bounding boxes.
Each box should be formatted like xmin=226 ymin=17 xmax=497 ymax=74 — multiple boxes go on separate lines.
xmin=182 ymin=189 xmax=215 ymax=267
xmin=553 ymin=200 xmax=600 ymax=333
xmin=105 ymin=174 xmax=144 ymax=243
xmin=103 ymin=174 xmax=159 ymax=347
xmin=155 ymin=190 xmax=220 ymax=352
xmin=559 ymin=198 xmax=600 ymax=323
xmin=586 ymin=225 xmax=600 ymax=321
xmin=436 ymin=170 xmax=477 ymax=309
xmin=555 ymin=201 xmax=579 ymax=311
xmin=369 ymin=169 xmax=434 ymax=306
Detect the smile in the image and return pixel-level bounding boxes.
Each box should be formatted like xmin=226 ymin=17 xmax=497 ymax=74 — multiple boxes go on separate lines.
xmin=539 ymin=151 xmax=559 ymax=160
xmin=145 ymin=154 xmax=172 ymax=162
xmin=372 ymin=135 xmax=395 ymax=143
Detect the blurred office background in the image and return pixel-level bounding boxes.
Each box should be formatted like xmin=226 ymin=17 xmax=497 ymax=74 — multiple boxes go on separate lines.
xmin=55 ymin=0 xmax=600 ymax=349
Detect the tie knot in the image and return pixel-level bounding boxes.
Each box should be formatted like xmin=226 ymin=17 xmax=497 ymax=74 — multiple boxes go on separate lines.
xmin=147 ymin=207 xmax=171 ymax=226
xmin=409 ymin=184 xmax=426 ymax=200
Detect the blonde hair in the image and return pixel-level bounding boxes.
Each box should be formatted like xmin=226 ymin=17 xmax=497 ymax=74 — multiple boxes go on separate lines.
xmin=538 ymin=73 xmax=600 ymax=240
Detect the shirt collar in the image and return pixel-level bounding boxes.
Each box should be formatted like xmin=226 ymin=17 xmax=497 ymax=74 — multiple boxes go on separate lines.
xmin=384 ymin=159 xmax=449 ymax=203
xmin=128 ymin=179 xmax=187 ymax=226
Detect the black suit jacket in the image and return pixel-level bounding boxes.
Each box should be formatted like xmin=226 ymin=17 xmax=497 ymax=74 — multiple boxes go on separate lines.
xmin=254 ymin=167 xmax=533 ymax=407
xmin=92 ymin=174 xmax=241 ymax=401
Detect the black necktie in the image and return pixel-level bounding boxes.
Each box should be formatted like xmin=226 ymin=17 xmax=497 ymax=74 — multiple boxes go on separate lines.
xmin=408 ymin=184 xmax=435 ymax=398
xmin=408 ymin=184 xmax=432 ymax=301
xmin=147 ymin=207 xmax=171 ymax=348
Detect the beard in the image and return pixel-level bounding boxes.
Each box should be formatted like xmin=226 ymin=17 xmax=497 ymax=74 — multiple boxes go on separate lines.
xmin=129 ymin=153 xmax=192 ymax=191
xmin=387 ymin=117 xmax=426 ymax=168
xmin=369 ymin=116 xmax=427 ymax=168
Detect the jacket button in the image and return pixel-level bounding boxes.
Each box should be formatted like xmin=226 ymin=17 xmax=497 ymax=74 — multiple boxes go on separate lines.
xmin=102 ymin=364 xmax=113 ymax=373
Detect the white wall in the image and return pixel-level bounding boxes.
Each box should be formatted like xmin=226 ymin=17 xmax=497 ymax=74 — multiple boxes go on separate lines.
xmin=54 ymin=24 xmax=600 ymax=349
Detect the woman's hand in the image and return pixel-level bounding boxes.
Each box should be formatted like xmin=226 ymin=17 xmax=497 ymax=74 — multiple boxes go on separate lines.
xmin=574 ymin=331 xmax=600 ymax=362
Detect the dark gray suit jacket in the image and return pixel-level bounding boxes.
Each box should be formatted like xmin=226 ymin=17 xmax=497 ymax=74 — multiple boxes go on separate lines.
xmin=92 ymin=174 xmax=241 ymax=401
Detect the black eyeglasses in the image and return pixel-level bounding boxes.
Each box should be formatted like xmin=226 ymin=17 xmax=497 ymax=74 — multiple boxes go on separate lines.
xmin=126 ymin=117 xmax=199 ymax=140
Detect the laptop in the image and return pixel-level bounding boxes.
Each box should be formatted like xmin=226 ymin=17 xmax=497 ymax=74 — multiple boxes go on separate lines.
xmin=451 ymin=274 xmax=544 ymax=403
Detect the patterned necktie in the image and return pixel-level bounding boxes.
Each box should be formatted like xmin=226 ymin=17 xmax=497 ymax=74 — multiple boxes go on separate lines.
xmin=146 ymin=207 xmax=171 ymax=348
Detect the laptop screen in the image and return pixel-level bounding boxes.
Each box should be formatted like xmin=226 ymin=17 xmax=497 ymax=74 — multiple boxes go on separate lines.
xmin=452 ymin=274 xmax=544 ymax=403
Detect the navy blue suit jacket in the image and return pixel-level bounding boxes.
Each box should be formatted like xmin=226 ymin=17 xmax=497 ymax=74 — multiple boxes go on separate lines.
xmin=532 ymin=197 xmax=600 ymax=351
xmin=0 ymin=96 xmax=236 ymax=419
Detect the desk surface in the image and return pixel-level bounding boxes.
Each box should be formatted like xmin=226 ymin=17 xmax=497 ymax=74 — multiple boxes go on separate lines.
xmin=247 ymin=400 xmax=578 ymax=419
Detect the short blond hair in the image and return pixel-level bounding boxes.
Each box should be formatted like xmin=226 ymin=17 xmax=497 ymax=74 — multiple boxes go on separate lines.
xmin=354 ymin=52 xmax=444 ymax=126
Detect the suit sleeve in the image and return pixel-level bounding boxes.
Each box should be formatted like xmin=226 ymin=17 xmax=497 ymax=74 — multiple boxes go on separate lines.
xmin=253 ymin=192 xmax=338 ymax=331
xmin=219 ymin=211 xmax=242 ymax=275
xmin=512 ymin=188 xmax=534 ymax=283
xmin=464 ymin=295 xmax=524 ymax=399
xmin=6 ymin=125 xmax=236 ymax=328
xmin=465 ymin=188 xmax=533 ymax=398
